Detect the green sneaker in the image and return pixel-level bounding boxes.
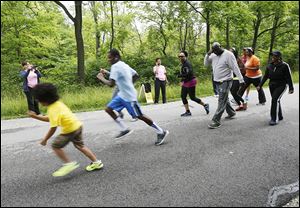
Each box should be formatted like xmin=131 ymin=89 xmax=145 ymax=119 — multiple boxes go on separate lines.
xmin=86 ymin=161 xmax=104 ymax=172
xmin=52 ymin=162 xmax=79 ymax=177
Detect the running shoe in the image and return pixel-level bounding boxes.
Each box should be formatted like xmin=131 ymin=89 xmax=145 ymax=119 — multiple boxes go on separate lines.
xmin=155 ymin=130 xmax=169 ymax=146
xmin=181 ymin=112 xmax=192 ymax=117
xmin=52 ymin=162 xmax=79 ymax=177
xmin=208 ymin=121 xmax=221 ymax=129
xmin=115 ymin=129 xmax=133 ymax=139
xmin=86 ymin=161 xmax=104 ymax=172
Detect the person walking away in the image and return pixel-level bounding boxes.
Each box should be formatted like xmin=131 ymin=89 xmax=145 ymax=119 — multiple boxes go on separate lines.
xmin=27 ymin=83 xmax=103 ymax=177
xmin=204 ymin=42 xmax=245 ymax=129
xmin=153 ymin=58 xmax=167 ymax=104
xmin=257 ymin=51 xmax=294 ymax=125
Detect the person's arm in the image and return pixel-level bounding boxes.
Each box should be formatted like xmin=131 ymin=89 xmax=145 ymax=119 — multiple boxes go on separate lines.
xmin=228 ymin=54 xmax=244 ymax=83
xmin=27 ymin=111 xmax=49 ymax=122
xmin=204 ymin=50 xmax=213 ymax=67
xmin=40 ymin=127 xmax=57 ymax=146
xmin=257 ymin=66 xmax=270 ymax=90
xmin=283 ymin=63 xmax=294 ymax=93
xmin=20 ymin=70 xmax=30 ymax=78
xmin=97 ymin=72 xmax=116 ymax=87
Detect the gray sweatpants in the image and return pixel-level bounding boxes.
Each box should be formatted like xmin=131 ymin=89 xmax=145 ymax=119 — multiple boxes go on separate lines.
xmin=212 ymin=80 xmax=235 ymax=124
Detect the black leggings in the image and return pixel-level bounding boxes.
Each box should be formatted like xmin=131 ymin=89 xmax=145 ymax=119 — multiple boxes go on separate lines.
xmin=269 ymin=84 xmax=287 ymax=122
xmin=181 ymin=86 xmax=202 ymax=105
xmin=230 ymin=80 xmax=244 ymax=105
xmin=24 ymin=87 xmax=40 ymax=114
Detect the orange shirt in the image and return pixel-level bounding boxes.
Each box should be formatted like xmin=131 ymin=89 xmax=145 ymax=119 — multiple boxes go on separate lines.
xmin=245 ymin=55 xmax=262 ymax=78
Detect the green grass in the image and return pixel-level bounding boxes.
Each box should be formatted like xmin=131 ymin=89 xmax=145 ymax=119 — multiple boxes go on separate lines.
xmin=1 ymin=71 xmax=298 ymax=120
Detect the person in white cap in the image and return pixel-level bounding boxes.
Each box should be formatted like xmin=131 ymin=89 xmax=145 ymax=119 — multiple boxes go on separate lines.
xmin=204 ymin=42 xmax=245 ymax=129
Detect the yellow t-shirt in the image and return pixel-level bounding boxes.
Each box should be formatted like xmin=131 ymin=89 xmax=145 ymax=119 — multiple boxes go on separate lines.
xmin=47 ymin=101 xmax=82 ymax=134
xmin=245 ymin=55 xmax=262 ymax=78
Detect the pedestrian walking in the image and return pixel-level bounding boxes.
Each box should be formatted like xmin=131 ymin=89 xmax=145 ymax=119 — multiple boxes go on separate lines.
xmin=257 ymin=51 xmax=294 ymax=125
xmin=204 ymin=42 xmax=245 ymax=129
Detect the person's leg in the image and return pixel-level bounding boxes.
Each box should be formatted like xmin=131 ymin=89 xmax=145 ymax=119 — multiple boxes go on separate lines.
xmin=269 ymin=84 xmax=287 ymax=123
xmin=212 ymin=74 xmax=218 ymax=96
xmin=181 ymin=86 xmax=191 ymax=116
xmin=24 ymin=90 xmax=35 ymax=112
xmin=237 ymin=77 xmax=250 ymax=99
xmin=245 ymin=86 xmax=250 ymax=101
xmin=230 ymin=80 xmax=241 ymax=105
xmin=28 ymin=87 xmax=40 ymax=114
xmin=211 ymin=81 xmax=233 ymax=124
xmin=154 ymin=78 xmax=160 ymax=104
xmin=161 ymin=80 xmax=166 ymax=103
xmin=106 ymin=97 xmax=130 ymax=136
xmin=253 ymin=77 xmax=266 ymax=104
xmin=51 ymin=135 xmax=79 ymax=177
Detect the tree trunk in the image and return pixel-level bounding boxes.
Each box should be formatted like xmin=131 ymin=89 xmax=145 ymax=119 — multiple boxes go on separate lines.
xmin=183 ymin=21 xmax=188 ymax=51
xmin=54 ymin=1 xmax=85 ymax=84
xmin=206 ymin=11 xmax=210 ymax=52
xmin=268 ymin=14 xmax=280 ymax=62
xmin=226 ymin=17 xmax=230 ymax=49
xmin=74 ymin=1 xmax=85 ymax=83
xmin=252 ymin=11 xmax=262 ymax=52
xmin=110 ymin=1 xmax=114 ymax=50
xmin=90 ymin=1 xmax=101 ymax=58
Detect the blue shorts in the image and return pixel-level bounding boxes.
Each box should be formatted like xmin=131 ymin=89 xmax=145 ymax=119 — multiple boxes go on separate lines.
xmin=107 ymin=96 xmax=143 ymax=118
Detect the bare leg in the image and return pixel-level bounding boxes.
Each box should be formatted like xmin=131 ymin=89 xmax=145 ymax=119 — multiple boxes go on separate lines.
xmin=53 ymin=148 xmax=70 ymax=163
xmin=184 ymin=104 xmax=190 ymax=112
xmin=75 ymin=145 xmax=97 ymax=162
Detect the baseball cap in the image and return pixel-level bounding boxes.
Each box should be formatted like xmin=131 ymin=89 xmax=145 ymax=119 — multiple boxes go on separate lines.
xmin=270 ymin=50 xmax=282 ymax=57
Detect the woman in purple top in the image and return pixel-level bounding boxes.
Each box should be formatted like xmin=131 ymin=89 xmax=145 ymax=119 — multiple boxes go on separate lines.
xmin=20 ymin=61 xmax=42 ymax=114
xmin=178 ymin=50 xmax=209 ymax=117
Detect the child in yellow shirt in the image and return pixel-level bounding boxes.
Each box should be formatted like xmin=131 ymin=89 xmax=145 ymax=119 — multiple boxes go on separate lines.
xmin=28 ymin=83 xmax=103 ymax=177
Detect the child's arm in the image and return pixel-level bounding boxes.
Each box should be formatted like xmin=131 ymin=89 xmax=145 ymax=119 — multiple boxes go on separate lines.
xmin=40 ymin=127 xmax=57 ymax=146
xmin=27 ymin=111 xmax=49 ymax=122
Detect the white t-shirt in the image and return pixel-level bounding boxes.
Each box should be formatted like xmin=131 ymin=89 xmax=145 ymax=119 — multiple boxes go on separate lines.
xmin=109 ymin=61 xmax=137 ymax=102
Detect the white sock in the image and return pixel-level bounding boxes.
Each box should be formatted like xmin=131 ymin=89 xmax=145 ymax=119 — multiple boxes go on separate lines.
xmin=151 ymin=122 xmax=164 ymax=134
xmin=115 ymin=117 xmax=128 ymax=131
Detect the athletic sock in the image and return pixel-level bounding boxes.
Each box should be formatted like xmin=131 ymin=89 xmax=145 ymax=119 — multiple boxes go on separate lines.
xmin=151 ymin=122 xmax=164 ymax=134
xmin=115 ymin=117 xmax=128 ymax=131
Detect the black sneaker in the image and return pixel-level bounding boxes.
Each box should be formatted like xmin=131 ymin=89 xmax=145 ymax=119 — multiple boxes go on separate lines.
xmin=256 ymin=102 xmax=266 ymax=106
xmin=181 ymin=112 xmax=192 ymax=117
xmin=115 ymin=129 xmax=133 ymax=139
xmin=204 ymin=104 xmax=209 ymax=114
xmin=208 ymin=121 xmax=221 ymax=129
xmin=155 ymin=130 xmax=169 ymax=146
xmin=269 ymin=120 xmax=277 ymax=126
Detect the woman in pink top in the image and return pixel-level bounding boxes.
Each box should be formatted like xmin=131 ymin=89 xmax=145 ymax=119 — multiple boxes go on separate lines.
xmin=153 ymin=58 xmax=167 ymax=104
xmin=20 ymin=61 xmax=42 ymax=114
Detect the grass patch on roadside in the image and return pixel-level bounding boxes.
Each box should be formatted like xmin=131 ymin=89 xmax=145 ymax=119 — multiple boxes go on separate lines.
xmin=1 ymin=71 xmax=298 ymax=120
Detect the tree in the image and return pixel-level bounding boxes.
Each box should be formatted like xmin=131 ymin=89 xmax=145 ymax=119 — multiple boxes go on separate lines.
xmin=54 ymin=1 xmax=85 ymax=83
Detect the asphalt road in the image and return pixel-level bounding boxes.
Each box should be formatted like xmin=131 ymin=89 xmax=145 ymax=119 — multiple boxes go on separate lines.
xmin=1 ymin=85 xmax=299 ymax=207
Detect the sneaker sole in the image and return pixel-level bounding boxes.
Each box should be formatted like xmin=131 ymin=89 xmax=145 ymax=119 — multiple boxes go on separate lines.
xmin=155 ymin=130 xmax=169 ymax=146
xmin=52 ymin=164 xmax=80 ymax=177
xmin=115 ymin=129 xmax=134 ymax=140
